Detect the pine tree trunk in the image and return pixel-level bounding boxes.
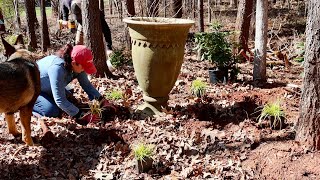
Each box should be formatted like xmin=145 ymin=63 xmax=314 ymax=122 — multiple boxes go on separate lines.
xmin=208 ymin=0 xmax=211 ymax=24
xmin=235 ymin=0 xmax=253 ymax=53
xmin=172 ymin=0 xmax=183 ymax=18
xmin=164 ymin=0 xmax=167 ymax=17
xmin=39 ymin=0 xmax=50 ymax=51
xmin=24 ymin=0 xmax=38 ymax=49
xmin=126 ymin=0 xmax=135 ymax=17
xmin=81 ymin=0 xmax=113 ymax=78
xmin=295 ymin=0 xmax=320 ymax=150
xmin=253 ymin=0 xmax=267 ymax=86
xmin=198 ymin=0 xmax=204 ymax=32
xmin=51 ymin=0 xmax=59 ymax=18
xmin=14 ymin=0 xmax=21 ymax=31
xmin=109 ymin=0 xmax=113 ymax=15
xmin=99 ymin=0 xmax=105 ymax=17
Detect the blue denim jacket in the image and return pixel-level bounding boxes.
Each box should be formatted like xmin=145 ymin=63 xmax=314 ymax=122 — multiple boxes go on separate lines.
xmin=37 ymin=55 xmax=101 ymax=116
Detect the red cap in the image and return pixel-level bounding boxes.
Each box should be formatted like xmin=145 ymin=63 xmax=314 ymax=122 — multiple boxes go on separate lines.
xmin=71 ymin=45 xmax=97 ymax=74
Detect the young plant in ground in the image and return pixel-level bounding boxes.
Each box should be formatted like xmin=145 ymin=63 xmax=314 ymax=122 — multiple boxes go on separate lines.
xmin=89 ymin=99 xmax=103 ymax=117
xmin=132 ymin=142 xmax=155 ymax=162
xmin=191 ymin=79 xmax=207 ymax=98
xmin=293 ymin=41 xmax=305 ymax=63
xmin=105 ymin=89 xmax=123 ymax=101
xmin=109 ymin=48 xmax=126 ymax=68
xmin=257 ymin=101 xmax=285 ymax=130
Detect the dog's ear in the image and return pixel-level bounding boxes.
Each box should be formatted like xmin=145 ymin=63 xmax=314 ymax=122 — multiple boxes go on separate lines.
xmin=14 ymin=34 xmax=24 ymax=46
xmin=1 ymin=35 xmax=16 ymax=58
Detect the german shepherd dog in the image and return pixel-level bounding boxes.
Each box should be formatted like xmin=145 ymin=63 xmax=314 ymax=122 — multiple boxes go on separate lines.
xmin=0 ymin=35 xmax=40 ymax=146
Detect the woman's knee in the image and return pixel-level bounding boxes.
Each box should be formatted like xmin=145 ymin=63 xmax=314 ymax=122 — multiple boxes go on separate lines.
xmin=33 ymin=94 xmax=61 ymax=117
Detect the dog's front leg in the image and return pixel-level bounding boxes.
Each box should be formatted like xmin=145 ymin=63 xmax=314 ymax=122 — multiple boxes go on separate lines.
xmin=5 ymin=112 xmax=21 ymax=137
xmin=19 ymin=106 xmax=34 ymax=146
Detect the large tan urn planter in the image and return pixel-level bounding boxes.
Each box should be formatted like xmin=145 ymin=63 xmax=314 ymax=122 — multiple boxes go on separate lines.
xmin=123 ymin=17 xmax=194 ymax=115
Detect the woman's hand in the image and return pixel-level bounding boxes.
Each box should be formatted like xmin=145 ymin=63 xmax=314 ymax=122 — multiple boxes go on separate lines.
xmin=73 ymin=110 xmax=100 ymax=126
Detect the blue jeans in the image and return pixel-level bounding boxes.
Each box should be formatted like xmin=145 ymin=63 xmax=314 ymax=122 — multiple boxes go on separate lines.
xmin=33 ymin=92 xmax=61 ymax=117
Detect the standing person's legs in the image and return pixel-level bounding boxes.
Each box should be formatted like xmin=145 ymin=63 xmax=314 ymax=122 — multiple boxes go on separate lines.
xmin=75 ymin=23 xmax=83 ymax=45
xmin=33 ymin=92 xmax=61 ymax=117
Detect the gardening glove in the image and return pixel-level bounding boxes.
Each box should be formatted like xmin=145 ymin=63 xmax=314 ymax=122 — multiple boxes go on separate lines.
xmin=73 ymin=110 xmax=100 ymax=126
xmin=98 ymin=97 xmax=117 ymax=111
xmin=97 ymin=97 xmax=117 ymax=122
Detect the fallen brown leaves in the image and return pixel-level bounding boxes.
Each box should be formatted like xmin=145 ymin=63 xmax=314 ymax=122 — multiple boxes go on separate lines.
xmin=0 ymin=47 xmax=311 ymax=179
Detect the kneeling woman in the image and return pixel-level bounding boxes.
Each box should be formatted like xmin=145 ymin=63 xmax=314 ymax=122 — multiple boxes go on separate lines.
xmin=33 ymin=44 xmax=114 ymax=125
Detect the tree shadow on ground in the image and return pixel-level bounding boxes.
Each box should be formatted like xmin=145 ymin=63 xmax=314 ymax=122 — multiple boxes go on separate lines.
xmin=237 ymin=79 xmax=288 ymax=89
xmin=0 ymin=128 xmax=129 ymax=179
xmin=170 ymin=95 xmax=261 ymax=129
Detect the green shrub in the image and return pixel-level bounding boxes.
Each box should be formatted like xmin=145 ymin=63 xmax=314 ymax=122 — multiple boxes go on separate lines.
xmin=109 ymin=49 xmax=126 ymax=68
xmin=194 ymin=22 xmax=235 ymax=69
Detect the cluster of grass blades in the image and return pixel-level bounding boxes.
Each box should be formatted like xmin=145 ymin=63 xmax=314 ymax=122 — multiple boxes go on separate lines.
xmin=191 ymin=79 xmax=207 ymax=98
xmin=132 ymin=142 xmax=155 ymax=162
xmin=257 ymin=101 xmax=285 ymax=130
xmin=105 ymin=89 xmax=123 ymax=101
xmin=89 ymin=99 xmax=103 ymax=117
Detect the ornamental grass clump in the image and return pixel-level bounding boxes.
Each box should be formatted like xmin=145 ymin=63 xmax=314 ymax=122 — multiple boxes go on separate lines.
xmin=132 ymin=142 xmax=155 ymax=173
xmin=105 ymin=89 xmax=123 ymax=101
xmin=133 ymin=142 xmax=154 ymax=161
xmin=191 ymin=79 xmax=207 ymax=98
xmin=257 ymin=101 xmax=285 ymax=130
xmin=89 ymin=99 xmax=103 ymax=116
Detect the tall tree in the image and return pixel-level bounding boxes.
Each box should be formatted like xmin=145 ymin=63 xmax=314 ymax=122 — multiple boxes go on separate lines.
xmin=253 ymin=0 xmax=267 ymax=86
xmin=198 ymin=0 xmax=204 ymax=32
xmin=295 ymin=0 xmax=320 ymax=150
xmin=208 ymin=0 xmax=212 ymax=23
xmin=147 ymin=0 xmax=159 ymax=16
xmin=230 ymin=0 xmax=238 ymax=8
xmin=109 ymin=0 xmax=113 ymax=15
xmin=172 ymin=0 xmax=183 ymax=18
xmin=81 ymin=0 xmax=113 ymax=78
xmin=126 ymin=0 xmax=135 ymax=16
xmin=99 ymin=0 xmax=105 ymax=17
xmin=24 ymin=0 xmax=37 ymax=48
xmin=51 ymin=0 xmax=59 ymax=18
xmin=235 ymin=0 xmax=254 ymax=58
xmin=13 ymin=0 xmax=21 ymax=31
xmin=39 ymin=0 xmax=50 ymax=51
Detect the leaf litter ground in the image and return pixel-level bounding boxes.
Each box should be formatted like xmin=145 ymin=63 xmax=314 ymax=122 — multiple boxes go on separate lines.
xmin=1 ymin=17 xmax=320 ymax=180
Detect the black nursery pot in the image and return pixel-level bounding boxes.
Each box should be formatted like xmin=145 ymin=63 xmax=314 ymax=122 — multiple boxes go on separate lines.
xmin=208 ymin=68 xmax=228 ymax=84
xmin=136 ymin=157 xmax=153 ymax=173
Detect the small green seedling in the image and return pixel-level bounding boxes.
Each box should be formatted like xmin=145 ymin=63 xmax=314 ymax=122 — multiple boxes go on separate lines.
xmin=132 ymin=142 xmax=155 ymax=162
xmin=191 ymin=79 xmax=207 ymax=98
xmin=105 ymin=89 xmax=123 ymax=101
xmin=257 ymin=101 xmax=285 ymax=129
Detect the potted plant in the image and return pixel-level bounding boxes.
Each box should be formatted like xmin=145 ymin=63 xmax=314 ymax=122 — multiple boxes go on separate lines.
xmin=194 ymin=22 xmax=238 ymax=84
xmin=132 ymin=142 xmax=155 ymax=173
xmin=257 ymin=100 xmax=285 ymax=130
xmin=123 ymin=17 xmax=194 ymax=115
